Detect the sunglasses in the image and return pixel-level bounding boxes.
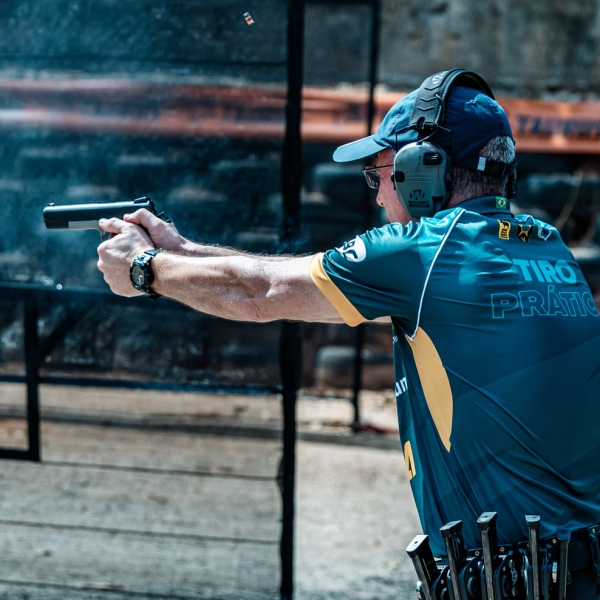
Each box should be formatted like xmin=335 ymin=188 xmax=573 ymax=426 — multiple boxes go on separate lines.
xmin=362 ymin=164 xmax=394 ymax=189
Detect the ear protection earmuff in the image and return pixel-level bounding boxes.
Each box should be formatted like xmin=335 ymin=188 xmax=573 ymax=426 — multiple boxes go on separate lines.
xmin=391 ymin=69 xmax=517 ymax=219
xmin=392 ymin=141 xmax=452 ymax=219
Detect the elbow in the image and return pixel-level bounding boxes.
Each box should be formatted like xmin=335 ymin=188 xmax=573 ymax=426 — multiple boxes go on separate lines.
xmin=235 ymin=282 xmax=276 ymax=323
xmin=237 ymin=298 xmax=270 ymax=323
xmin=237 ymin=299 xmax=281 ymax=323
xmin=226 ymin=262 xmax=282 ymax=323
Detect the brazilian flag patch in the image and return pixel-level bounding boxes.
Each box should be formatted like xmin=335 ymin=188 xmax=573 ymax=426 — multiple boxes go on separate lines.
xmin=496 ymin=197 xmax=508 ymax=209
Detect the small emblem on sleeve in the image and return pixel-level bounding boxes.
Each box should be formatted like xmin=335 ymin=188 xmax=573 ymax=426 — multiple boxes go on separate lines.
xmin=496 ymin=197 xmax=507 ymax=209
xmin=538 ymin=225 xmax=551 ymax=241
xmin=498 ymin=220 xmax=511 ymax=240
xmin=336 ymin=236 xmax=367 ymax=262
xmin=517 ymin=223 xmax=534 ymax=243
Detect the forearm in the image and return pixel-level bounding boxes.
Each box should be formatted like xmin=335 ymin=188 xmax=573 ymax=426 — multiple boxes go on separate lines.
xmin=149 ymin=252 xmax=343 ymax=323
xmin=151 ymin=252 xmax=278 ymax=321
xmin=177 ymin=239 xmax=296 ymax=261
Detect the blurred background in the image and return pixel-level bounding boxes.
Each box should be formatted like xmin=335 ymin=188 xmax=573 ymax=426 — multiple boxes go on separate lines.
xmin=0 ymin=0 xmax=599 ymax=598
xmin=1 ymin=0 xmax=600 ymax=393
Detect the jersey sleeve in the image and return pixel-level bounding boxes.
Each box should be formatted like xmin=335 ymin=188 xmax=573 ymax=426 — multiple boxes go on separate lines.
xmin=309 ymin=222 xmax=432 ymax=326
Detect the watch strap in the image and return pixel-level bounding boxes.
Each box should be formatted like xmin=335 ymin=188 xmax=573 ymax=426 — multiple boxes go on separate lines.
xmin=144 ymin=248 xmax=162 ymax=259
xmin=130 ymin=248 xmax=163 ymax=300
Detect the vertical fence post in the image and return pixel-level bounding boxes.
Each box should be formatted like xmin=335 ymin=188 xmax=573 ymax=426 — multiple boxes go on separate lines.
xmin=351 ymin=0 xmax=381 ymax=429
xmin=279 ymin=321 xmax=301 ymax=600
xmin=24 ymin=293 xmax=40 ymax=462
xmin=280 ymin=0 xmax=305 ymax=251
xmin=280 ymin=0 xmax=305 ymax=597
xmin=366 ymin=0 xmax=381 ymax=136
xmin=351 ymin=323 xmax=364 ymax=429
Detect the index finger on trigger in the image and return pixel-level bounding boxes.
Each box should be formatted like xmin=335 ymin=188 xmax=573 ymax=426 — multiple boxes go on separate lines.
xmin=99 ymin=217 xmax=126 ymax=234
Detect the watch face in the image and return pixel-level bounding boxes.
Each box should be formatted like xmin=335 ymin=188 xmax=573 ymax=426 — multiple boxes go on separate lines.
xmin=132 ymin=265 xmax=145 ymax=288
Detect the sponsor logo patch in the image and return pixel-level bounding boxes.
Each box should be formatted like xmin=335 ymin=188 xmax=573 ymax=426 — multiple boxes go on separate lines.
xmin=336 ymin=236 xmax=367 ymax=263
xmin=517 ymin=223 xmax=534 ymax=243
xmin=498 ymin=220 xmax=511 ymax=240
xmin=538 ymin=225 xmax=551 ymax=241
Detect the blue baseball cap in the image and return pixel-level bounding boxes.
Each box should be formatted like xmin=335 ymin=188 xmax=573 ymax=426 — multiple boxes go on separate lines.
xmin=333 ymin=86 xmax=514 ymax=170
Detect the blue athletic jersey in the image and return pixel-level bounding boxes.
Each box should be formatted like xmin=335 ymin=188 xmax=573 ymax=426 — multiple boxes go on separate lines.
xmin=309 ymin=196 xmax=600 ymax=556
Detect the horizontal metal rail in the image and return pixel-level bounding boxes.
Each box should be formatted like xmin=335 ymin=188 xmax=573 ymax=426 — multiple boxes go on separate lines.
xmin=0 ymin=375 xmax=280 ymax=395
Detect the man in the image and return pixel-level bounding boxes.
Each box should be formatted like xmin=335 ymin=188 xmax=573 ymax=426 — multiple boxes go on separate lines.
xmin=98 ymin=76 xmax=600 ymax=598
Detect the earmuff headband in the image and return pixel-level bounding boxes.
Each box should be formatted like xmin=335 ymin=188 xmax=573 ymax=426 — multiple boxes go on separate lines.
xmin=409 ymin=69 xmax=495 ymax=134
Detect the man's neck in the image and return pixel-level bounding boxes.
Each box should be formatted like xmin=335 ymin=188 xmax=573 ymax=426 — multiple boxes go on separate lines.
xmin=446 ymin=193 xmax=470 ymax=209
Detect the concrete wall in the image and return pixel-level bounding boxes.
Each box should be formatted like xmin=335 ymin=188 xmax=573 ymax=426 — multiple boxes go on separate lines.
xmin=0 ymin=0 xmax=595 ymax=98
xmin=305 ymin=0 xmax=600 ymax=98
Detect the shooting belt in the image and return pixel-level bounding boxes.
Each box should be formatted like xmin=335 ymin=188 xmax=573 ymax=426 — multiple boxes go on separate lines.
xmin=407 ymin=514 xmax=600 ymax=600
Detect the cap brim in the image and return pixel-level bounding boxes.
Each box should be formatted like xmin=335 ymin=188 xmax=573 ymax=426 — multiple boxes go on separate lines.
xmin=332 ymin=135 xmax=387 ymax=163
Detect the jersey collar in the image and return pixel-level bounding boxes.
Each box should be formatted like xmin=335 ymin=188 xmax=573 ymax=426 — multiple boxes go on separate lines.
xmin=435 ymin=196 xmax=513 ymax=219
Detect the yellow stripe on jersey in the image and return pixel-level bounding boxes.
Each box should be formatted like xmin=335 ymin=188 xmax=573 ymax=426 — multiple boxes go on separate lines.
xmin=406 ymin=327 xmax=454 ymax=452
xmin=309 ymin=253 xmax=366 ymax=327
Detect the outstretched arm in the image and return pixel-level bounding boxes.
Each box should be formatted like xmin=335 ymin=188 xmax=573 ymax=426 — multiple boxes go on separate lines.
xmin=97 ymin=216 xmax=345 ymax=323
xmin=151 ymin=252 xmax=337 ymax=322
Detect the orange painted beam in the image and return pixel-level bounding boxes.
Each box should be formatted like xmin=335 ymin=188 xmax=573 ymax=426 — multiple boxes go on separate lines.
xmin=302 ymin=88 xmax=600 ymax=154
xmin=0 ymin=80 xmax=597 ymax=153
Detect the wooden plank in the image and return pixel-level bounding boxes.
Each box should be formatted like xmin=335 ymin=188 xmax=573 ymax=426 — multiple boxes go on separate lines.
xmin=41 ymin=422 xmax=282 ymax=479
xmin=0 ymin=384 xmax=400 ymax=452
xmin=295 ymin=441 xmax=419 ymax=600
xmin=0 ymin=523 xmax=278 ymax=599
xmin=0 ymin=583 xmax=161 ymax=600
xmin=0 ymin=460 xmax=280 ymax=542
xmin=0 ymin=384 xmax=384 ymax=430
xmin=0 ymin=383 xmax=284 ymax=429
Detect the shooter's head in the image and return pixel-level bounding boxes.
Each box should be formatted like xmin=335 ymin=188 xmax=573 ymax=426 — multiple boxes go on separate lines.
xmin=333 ymin=83 xmax=516 ymax=223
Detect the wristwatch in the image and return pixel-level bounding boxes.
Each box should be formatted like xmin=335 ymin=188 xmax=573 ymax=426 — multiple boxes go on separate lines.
xmin=130 ymin=248 xmax=163 ymax=300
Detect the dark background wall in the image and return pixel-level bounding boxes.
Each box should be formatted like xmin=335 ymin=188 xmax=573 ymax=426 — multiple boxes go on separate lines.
xmin=0 ymin=0 xmax=599 ymax=391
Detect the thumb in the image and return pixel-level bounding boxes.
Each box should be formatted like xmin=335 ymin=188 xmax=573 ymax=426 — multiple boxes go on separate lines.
xmin=124 ymin=208 xmax=164 ymax=229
